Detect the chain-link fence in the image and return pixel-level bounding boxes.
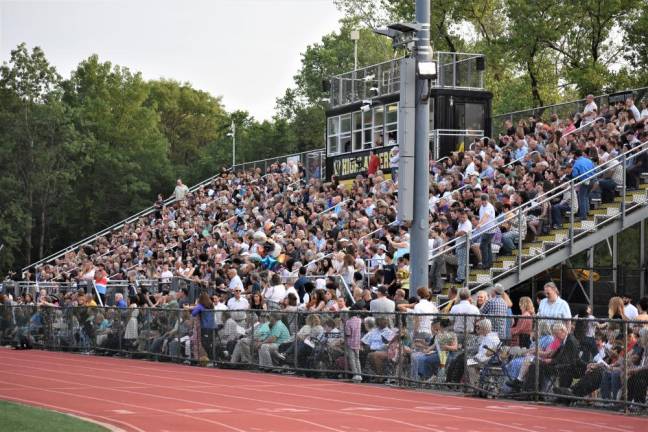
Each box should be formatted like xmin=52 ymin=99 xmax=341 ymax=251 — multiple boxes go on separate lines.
xmin=491 ymin=87 xmax=648 ymax=136
xmin=230 ymin=149 xmax=326 ymax=181
xmin=1 ymin=306 xmax=646 ymax=414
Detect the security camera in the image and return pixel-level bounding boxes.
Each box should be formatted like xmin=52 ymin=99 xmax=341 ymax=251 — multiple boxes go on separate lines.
xmin=361 ymin=104 xmax=371 ymax=113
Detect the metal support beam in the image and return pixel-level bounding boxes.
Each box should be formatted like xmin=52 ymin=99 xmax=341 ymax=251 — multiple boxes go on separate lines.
xmin=641 ymin=219 xmax=646 ymax=298
xmin=409 ymin=0 xmax=432 ymax=291
xmin=612 ymin=234 xmax=618 ymax=292
xmin=589 ymin=247 xmax=595 ymax=307
xmin=496 ymin=205 xmax=648 ymax=291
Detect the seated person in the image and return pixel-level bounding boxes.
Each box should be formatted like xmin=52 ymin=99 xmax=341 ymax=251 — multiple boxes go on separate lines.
xmin=361 ymin=316 xmax=395 ymax=376
xmin=466 ymin=319 xmax=500 ymax=388
xmin=520 ymin=322 xmax=583 ymax=391
xmin=258 ymin=313 xmax=291 ymax=368
xmin=409 ymin=318 xmax=458 ymax=381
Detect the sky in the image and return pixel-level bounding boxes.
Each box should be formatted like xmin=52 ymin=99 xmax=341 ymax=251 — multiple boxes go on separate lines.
xmin=0 ymin=0 xmax=344 ymax=120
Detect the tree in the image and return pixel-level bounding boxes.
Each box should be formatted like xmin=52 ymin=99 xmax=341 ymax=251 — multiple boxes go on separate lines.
xmin=0 ymin=43 xmax=85 ymax=269
xmin=146 ymin=80 xmax=230 ymax=184
xmin=62 ymin=55 xmax=173 ymax=237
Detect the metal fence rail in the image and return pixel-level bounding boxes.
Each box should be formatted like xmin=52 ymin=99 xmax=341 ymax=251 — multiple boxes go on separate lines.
xmin=1 ymin=305 xmax=645 ymax=414
xmin=492 ymin=86 xmax=648 ymax=135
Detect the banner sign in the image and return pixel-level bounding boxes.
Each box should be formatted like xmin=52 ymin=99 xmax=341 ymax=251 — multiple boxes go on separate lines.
xmin=326 ymin=145 xmax=395 ymax=180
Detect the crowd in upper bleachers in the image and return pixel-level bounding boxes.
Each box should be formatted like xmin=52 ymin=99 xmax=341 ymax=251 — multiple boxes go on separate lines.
xmin=21 ymin=95 xmax=648 ymax=297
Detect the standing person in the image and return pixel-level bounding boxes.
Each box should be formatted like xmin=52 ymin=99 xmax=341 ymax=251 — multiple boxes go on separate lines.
xmin=537 ymin=282 xmax=571 ymax=327
xmin=477 ymin=194 xmax=496 ymax=269
xmin=94 ymin=264 xmax=108 ymax=306
xmin=411 ymin=287 xmax=438 ymax=340
xmin=190 ymin=292 xmax=217 ymax=361
xmin=450 ymin=287 xmax=480 ymax=336
xmin=173 ymin=179 xmax=189 ymax=201
xmin=510 ymin=296 xmax=535 ymax=347
xmin=571 ymin=150 xmax=595 ymax=221
xmin=428 ymin=228 xmax=444 ymax=294
xmin=481 ymin=285 xmax=508 ymax=339
xmin=623 ymin=294 xmax=639 ymax=320
xmin=345 ymin=311 xmax=363 ymax=382
xmin=390 ymin=147 xmax=399 ymax=183
xmin=582 ymin=94 xmax=598 ymax=124
xmin=368 ymin=150 xmax=380 ymax=176
xmin=226 ymin=287 xmax=250 ymax=325
xmin=454 ymin=210 xmax=472 ymax=285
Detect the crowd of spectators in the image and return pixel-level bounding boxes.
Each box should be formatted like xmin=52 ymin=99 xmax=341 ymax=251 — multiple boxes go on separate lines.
xmin=2 ymin=281 xmax=648 ymax=410
xmin=2 ymin=94 xmax=648 ymax=410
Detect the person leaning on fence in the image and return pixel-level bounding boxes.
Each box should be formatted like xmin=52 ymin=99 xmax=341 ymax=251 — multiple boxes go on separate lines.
xmin=449 ymin=287 xmax=480 ymax=337
xmin=344 ymin=310 xmax=363 ymax=382
xmin=188 ymin=292 xmax=217 ymax=361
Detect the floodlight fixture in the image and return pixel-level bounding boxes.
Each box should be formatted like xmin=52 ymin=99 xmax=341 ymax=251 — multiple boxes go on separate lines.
xmin=417 ymin=61 xmax=437 ymax=80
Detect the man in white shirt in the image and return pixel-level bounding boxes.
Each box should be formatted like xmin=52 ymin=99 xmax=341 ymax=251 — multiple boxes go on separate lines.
xmin=626 ymin=96 xmax=642 ymax=122
xmin=467 ymin=319 xmax=500 ymax=387
xmin=623 ymin=295 xmax=639 ymax=320
xmin=582 ymin=94 xmax=597 ymax=123
xmin=640 ymin=99 xmax=648 ymax=120
xmin=477 ymin=194 xmax=496 ymax=269
xmin=173 ymin=179 xmax=189 ymax=201
xmin=455 ymin=210 xmax=473 ymax=284
xmin=227 ymin=268 xmax=244 ymax=293
xmin=370 ymin=286 xmax=395 ymax=325
xmin=159 ymin=264 xmax=174 ymax=284
xmin=226 ymin=288 xmax=249 ymax=323
xmin=370 ymin=244 xmax=388 ymax=270
xmin=213 ymin=293 xmax=228 ymax=326
xmin=537 ymin=282 xmax=571 ymax=328
xmin=450 ymin=288 xmax=481 ymax=334
xmin=263 ymin=273 xmax=287 ymax=308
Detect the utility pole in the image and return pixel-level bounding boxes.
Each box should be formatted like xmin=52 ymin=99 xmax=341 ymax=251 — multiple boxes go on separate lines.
xmin=350 ymin=30 xmax=359 ymax=71
xmin=409 ymin=0 xmax=432 ymax=292
xmin=228 ymin=121 xmax=236 ymax=167
xmin=374 ymin=0 xmax=434 ymax=292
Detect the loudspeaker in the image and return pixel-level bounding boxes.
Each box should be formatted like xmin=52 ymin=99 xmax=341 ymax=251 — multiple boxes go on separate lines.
xmin=476 ymin=57 xmax=485 ymax=71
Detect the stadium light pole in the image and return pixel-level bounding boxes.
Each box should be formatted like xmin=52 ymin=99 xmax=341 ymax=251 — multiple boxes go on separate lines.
xmin=227 ymin=121 xmax=236 ymax=167
xmin=350 ymin=29 xmax=359 ymax=70
xmin=410 ymin=0 xmax=432 ymax=293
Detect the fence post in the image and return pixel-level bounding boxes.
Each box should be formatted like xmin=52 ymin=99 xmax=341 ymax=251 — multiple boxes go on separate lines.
xmin=623 ymin=320 xmax=628 ymax=413
xmin=569 ymin=185 xmax=575 ymax=252
xmin=621 ymin=152 xmax=627 ymax=225
xmin=517 ymin=209 xmax=523 ymax=278
xmin=462 ymin=314 xmax=468 ymax=394
xmin=396 ymin=310 xmax=404 ymax=387
xmin=464 ymin=233 xmax=471 ymax=288
xmin=533 ymin=317 xmax=540 ymax=400
xmin=293 ymin=310 xmax=299 ymax=373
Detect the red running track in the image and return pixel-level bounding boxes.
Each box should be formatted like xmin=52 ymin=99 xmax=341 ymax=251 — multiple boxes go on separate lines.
xmin=0 ymin=348 xmax=645 ymax=432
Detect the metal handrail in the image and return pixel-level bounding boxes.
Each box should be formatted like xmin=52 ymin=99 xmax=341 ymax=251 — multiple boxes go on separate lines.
xmin=502 ymin=151 xmax=540 ymax=169
xmin=493 ymin=87 xmax=648 ymax=118
xmin=429 ymin=138 xmax=648 ymax=267
xmin=562 ymin=116 xmax=606 ymax=138
xmin=435 ymin=139 xmax=648 ymax=307
xmin=315 ymin=199 xmax=355 ymax=218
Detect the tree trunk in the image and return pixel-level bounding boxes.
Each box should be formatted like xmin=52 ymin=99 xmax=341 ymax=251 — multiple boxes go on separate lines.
xmin=39 ymin=206 xmax=46 ymax=260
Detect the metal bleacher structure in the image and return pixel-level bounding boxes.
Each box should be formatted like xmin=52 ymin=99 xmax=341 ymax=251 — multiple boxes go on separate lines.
xmin=18 ymin=90 xmax=648 ymax=307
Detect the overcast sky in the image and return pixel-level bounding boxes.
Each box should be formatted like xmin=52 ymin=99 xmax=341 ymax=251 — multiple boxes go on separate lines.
xmin=0 ymin=0 xmax=343 ymax=120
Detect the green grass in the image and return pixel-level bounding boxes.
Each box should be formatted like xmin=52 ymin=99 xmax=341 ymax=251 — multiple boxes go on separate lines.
xmin=0 ymin=400 xmax=108 ymax=432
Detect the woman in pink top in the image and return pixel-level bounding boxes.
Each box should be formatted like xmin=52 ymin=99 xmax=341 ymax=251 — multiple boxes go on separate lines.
xmin=510 ymin=297 xmax=535 ymax=347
